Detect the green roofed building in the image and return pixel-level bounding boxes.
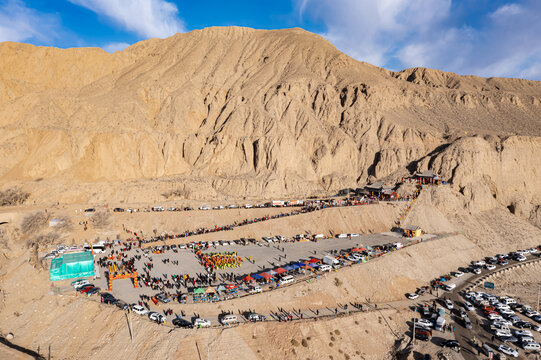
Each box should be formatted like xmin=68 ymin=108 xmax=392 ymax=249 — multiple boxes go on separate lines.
xmin=50 ymin=251 xmax=95 ymax=281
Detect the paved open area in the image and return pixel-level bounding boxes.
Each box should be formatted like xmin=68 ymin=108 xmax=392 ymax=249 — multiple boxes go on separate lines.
xmin=90 ymin=232 xmax=425 ymax=304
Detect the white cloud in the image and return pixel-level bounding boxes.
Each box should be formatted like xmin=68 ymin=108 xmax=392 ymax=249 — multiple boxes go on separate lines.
xmin=298 ymin=0 xmax=541 ymax=80
xmin=490 ymin=4 xmax=523 ymax=18
xmin=298 ymin=0 xmax=451 ymax=67
xmin=69 ymin=0 xmax=185 ymax=39
xmin=102 ymin=41 xmax=130 ymax=53
xmin=0 ymin=0 xmax=59 ymax=43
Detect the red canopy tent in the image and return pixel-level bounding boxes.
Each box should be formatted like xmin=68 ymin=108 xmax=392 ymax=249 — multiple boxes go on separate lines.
xmin=242 ymin=275 xmax=254 ymax=282
xmin=260 ymin=272 xmax=273 ymax=280
xmin=351 ymin=248 xmax=367 ymax=252
xmin=274 ymin=267 xmax=287 ymax=274
xmin=307 ymin=258 xmax=321 ymax=263
xmin=225 ymin=284 xmax=237 ymax=289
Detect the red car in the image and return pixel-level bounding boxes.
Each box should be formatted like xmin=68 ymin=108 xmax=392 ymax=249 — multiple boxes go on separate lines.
xmin=79 ymin=284 xmax=94 ymax=293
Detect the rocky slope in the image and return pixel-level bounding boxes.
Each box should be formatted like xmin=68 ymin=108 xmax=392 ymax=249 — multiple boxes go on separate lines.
xmin=1 ymin=26 xmax=541 ymax=205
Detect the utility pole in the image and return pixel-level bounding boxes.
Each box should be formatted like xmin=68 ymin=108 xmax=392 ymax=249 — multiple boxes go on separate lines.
xmin=412 ymin=317 xmax=416 ymax=345
xmin=537 ymin=285 xmax=541 ymax=312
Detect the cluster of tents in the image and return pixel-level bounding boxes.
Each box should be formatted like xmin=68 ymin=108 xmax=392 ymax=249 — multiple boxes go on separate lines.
xmin=192 ymin=284 xmax=238 ymax=302
xmin=242 ymin=258 xmax=322 ymax=282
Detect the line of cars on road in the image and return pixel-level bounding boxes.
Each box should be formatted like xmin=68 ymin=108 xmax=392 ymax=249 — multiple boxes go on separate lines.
xmin=72 ymin=279 xmax=267 ymax=328
xmin=464 ymin=290 xmax=541 ymax=356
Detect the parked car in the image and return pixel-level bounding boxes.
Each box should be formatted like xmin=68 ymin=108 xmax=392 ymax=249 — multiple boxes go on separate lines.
xmin=442 ymin=340 xmax=460 ymax=349
xmin=515 ymin=329 xmax=533 ymax=337
xmin=464 ymin=301 xmax=474 ymax=311
xmin=148 ymin=312 xmax=166 ymax=324
xmin=86 ymin=287 xmax=100 ymax=296
xmin=172 ymin=317 xmax=193 ymax=328
xmin=155 ymin=293 xmax=170 ymax=303
xmin=415 ymin=333 xmax=430 ymax=342
xmin=522 ymin=342 xmax=541 ymax=351
xmin=131 ymin=305 xmax=148 ymax=316
xmin=416 ymin=319 xmax=433 ymax=328
xmin=101 ymin=293 xmax=116 ymax=304
xmin=453 ymin=271 xmax=464 ymax=277
xmin=248 ymin=313 xmax=266 ymax=322
xmin=79 ymin=284 xmax=94 ymax=293
xmin=193 ymin=318 xmax=211 ymax=328
xmin=407 ymin=293 xmax=419 ymax=300
xmin=498 ymin=344 xmax=519 ymax=358
xmin=444 ymin=300 xmax=454 ymax=310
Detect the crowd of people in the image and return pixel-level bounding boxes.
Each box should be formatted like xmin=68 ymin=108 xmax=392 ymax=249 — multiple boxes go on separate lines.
xmin=196 ymin=251 xmax=243 ymax=272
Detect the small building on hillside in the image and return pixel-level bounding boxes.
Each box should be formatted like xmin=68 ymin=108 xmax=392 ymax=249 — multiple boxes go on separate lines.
xmin=50 ymin=251 xmax=95 ymax=281
xmin=365 ymin=181 xmax=398 ymax=199
xmin=414 ymin=170 xmax=446 ymax=185
xmin=403 ymin=225 xmax=423 ymax=237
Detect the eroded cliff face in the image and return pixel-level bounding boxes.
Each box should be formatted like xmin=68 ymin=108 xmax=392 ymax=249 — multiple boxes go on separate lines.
xmin=0 ymin=26 xmax=541 ymax=203
xmin=416 ymin=136 xmax=541 ymax=226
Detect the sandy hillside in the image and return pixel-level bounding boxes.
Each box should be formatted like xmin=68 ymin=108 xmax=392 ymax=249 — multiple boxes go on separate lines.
xmin=1 ymin=26 xmax=541 ymax=207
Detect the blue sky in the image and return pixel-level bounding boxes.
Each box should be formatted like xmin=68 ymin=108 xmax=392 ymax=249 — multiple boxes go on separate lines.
xmin=1 ymin=0 xmax=540 ymax=80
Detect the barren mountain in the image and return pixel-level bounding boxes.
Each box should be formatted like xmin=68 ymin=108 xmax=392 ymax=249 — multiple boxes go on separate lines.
xmin=1 ymin=27 xmax=541 ymax=215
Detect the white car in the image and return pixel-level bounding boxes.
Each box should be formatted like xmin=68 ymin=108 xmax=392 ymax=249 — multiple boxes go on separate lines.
xmin=464 ymin=301 xmax=474 ymax=311
xmin=444 ymin=300 xmax=454 ymax=310
xmin=523 ymin=342 xmax=541 ymax=351
xmin=516 ymin=255 xmax=527 ymax=262
xmin=148 ymin=312 xmax=166 ymax=324
xmin=496 ymin=303 xmax=510 ymax=310
xmin=488 ymin=313 xmax=503 ymax=321
xmin=194 ymin=318 xmax=211 ymax=328
xmin=515 ymin=329 xmax=533 ymax=337
xmin=453 ymin=271 xmax=464 ymax=277
xmin=525 ymin=310 xmax=540 ymax=318
xmin=499 ymin=309 xmax=515 ymax=316
xmin=132 ymin=305 xmax=148 ymax=316
xmin=248 ymin=286 xmax=262 ymax=294
xmin=485 ymin=264 xmax=496 ymax=270
xmin=407 ymin=293 xmax=419 ymax=300
xmin=472 ymin=268 xmax=482 ymax=274
xmin=494 ymin=329 xmax=512 ymax=337
xmin=533 ymin=325 xmax=541 ymax=332
xmin=498 ymin=344 xmax=519 ymax=358
xmin=416 ymin=319 xmax=433 ymax=328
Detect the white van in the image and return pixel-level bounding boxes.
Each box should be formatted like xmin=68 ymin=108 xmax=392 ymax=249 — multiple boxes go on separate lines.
xmin=523 ymin=342 xmax=541 ymax=351
xmin=220 ymin=315 xmax=238 ymax=325
xmin=319 ymin=264 xmax=332 ymax=272
xmin=278 ymin=275 xmax=294 ymax=285
xmin=503 ymin=297 xmax=516 ymax=305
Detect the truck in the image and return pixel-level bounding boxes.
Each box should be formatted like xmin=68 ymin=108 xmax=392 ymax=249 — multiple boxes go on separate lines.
xmin=322 ymin=255 xmax=339 ymax=266
xmin=271 ymin=200 xmax=285 ymax=207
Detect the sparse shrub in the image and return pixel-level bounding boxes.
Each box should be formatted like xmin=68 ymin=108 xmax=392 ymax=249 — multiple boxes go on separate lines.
xmin=21 ymin=211 xmax=49 ymax=234
xmin=0 ymin=188 xmax=30 ymax=206
xmin=54 ymin=216 xmax=72 ymax=232
xmin=334 ymin=330 xmax=340 ymax=335
xmin=162 ymin=188 xmax=191 ymax=199
xmin=91 ymin=212 xmax=111 ymax=229
xmin=301 ymin=339 xmax=308 ymax=347
xmin=334 ymin=277 xmax=342 ymax=287
xmin=291 ymin=339 xmax=299 ymax=347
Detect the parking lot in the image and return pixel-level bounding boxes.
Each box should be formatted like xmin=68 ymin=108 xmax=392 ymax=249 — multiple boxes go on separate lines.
xmin=408 ymin=249 xmax=541 ymax=359
xmin=90 ymin=232 xmax=412 ymax=304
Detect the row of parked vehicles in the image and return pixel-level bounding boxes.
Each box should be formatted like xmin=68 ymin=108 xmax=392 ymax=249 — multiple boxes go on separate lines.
xmin=72 ymin=278 xmax=267 ymax=328
xmin=463 ymin=290 xmax=541 ymax=356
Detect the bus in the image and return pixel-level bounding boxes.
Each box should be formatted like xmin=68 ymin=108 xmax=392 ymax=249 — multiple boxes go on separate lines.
xmin=83 ymin=244 xmax=105 ymax=253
